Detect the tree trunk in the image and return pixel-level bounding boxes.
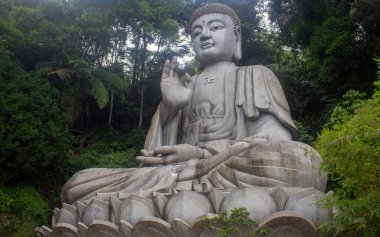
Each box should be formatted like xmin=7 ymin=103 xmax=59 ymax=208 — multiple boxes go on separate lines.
xmin=132 ymin=30 xmax=141 ymax=88
xmin=138 ymin=82 xmax=144 ymax=128
xmin=108 ymin=89 xmax=114 ymax=127
xmin=138 ymin=32 xmax=148 ymax=129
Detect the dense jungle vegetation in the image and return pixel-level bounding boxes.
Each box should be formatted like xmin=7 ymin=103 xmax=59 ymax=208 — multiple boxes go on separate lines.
xmin=0 ymin=0 xmax=379 ymax=236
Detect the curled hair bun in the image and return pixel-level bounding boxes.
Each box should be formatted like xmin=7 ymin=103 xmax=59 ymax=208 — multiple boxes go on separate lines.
xmin=189 ymin=3 xmax=240 ymax=30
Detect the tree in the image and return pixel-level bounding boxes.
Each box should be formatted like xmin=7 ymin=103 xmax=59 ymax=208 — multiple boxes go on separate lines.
xmin=37 ymin=55 xmax=128 ymax=131
xmin=267 ymin=0 xmax=380 ymax=135
xmin=316 ymin=59 xmax=380 ymax=236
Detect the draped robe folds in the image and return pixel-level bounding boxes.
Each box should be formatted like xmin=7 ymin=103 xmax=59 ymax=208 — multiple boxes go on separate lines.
xmin=60 ymin=65 xmax=327 ymax=205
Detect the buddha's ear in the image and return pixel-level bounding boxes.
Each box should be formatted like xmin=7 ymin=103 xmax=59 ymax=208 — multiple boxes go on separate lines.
xmin=234 ymin=27 xmax=242 ymax=62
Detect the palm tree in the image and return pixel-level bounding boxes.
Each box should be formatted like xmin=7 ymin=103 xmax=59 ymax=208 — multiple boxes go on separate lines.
xmin=36 ymin=55 xmax=128 ymax=127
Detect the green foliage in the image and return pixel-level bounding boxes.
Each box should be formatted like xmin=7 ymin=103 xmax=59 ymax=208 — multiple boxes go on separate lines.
xmin=0 ymin=184 xmax=50 ymax=237
xmin=294 ymin=121 xmax=314 ymax=145
xmin=307 ymin=16 xmax=369 ymax=96
xmin=325 ymin=90 xmax=366 ymax=128
xmin=316 ymin=61 xmax=380 ymax=236
xmin=0 ymin=48 xmax=74 ymax=187
xmin=68 ymin=149 xmax=139 ymax=174
xmin=37 ymin=55 xmax=128 ymax=126
xmin=0 ymin=0 xmax=75 ymax=70
xmin=268 ymin=0 xmax=379 ymax=135
xmin=90 ymin=76 xmax=109 ymax=109
xmin=66 ymin=129 xmax=143 ymax=177
xmin=203 ymin=208 xmax=270 ymax=237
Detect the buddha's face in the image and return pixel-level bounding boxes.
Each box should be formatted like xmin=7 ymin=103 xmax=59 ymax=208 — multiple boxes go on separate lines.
xmin=191 ymin=13 xmax=239 ymax=67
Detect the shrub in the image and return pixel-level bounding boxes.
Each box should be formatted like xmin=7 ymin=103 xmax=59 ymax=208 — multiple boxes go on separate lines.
xmin=0 ymin=48 xmax=74 ymax=188
xmin=66 ymin=128 xmax=142 ymax=178
xmin=203 ymin=207 xmax=270 ymax=237
xmin=0 ymin=185 xmax=49 ymax=237
xmin=316 ymin=60 xmax=380 ymax=236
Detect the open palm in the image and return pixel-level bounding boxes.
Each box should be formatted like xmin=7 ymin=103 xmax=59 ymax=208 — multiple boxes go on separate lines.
xmin=160 ymin=57 xmax=193 ymax=111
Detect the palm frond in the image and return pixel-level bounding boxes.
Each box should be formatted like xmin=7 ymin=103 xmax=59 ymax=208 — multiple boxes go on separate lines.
xmin=90 ymin=77 xmax=109 ymax=109
xmin=69 ymin=59 xmax=88 ymax=70
xmin=35 ymin=61 xmax=58 ymax=75
xmin=373 ymin=57 xmax=380 ymax=77
xmin=61 ymin=88 xmax=84 ymax=124
xmin=48 ymin=68 xmax=74 ymax=81
xmin=92 ymin=68 xmax=125 ymax=91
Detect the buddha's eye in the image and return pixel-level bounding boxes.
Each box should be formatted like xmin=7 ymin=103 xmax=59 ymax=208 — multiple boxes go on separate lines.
xmin=209 ymin=22 xmax=225 ymax=32
xmin=191 ymin=28 xmax=202 ymax=38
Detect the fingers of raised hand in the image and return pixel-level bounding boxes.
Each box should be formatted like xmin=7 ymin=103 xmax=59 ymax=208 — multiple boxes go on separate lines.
xmin=162 ymin=59 xmax=170 ymax=78
xmin=184 ymin=72 xmax=192 ymax=85
xmin=169 ymin=56 xmax=178 ymax=78
xmin=176 ymin=64 xmax=186 ymax=75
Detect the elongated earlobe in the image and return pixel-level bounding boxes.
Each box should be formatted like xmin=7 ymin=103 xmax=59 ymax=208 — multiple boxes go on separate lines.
xmin=234 ymin=29 xmax=242 ymax=62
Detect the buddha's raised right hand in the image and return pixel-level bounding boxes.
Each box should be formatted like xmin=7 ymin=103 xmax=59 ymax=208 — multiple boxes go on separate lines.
xmin=160 ymin=57 xmax=193 ymax=114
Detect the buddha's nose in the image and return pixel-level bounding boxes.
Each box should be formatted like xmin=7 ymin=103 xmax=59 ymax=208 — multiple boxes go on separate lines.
xmin=200 ymin=27 xmax=211 ymax=41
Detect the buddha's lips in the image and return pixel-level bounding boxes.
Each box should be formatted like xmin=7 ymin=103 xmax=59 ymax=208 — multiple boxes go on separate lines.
xmin=201 ymin=42 xmax=214 ymax=49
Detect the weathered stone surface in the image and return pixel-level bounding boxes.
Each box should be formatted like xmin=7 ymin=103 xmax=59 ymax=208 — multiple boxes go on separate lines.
xmin=284 ymin=188 xmax=329 ymax=226
xmin=58 ymin=204 xmax=78 ymax=227
xmin=260 ymin=211 xmax=318 ymax=237
xmin=154 ymin=192 xmax=168 ymax=217
xmin=118 ymin=194 xmax=159 ymax=226
xmin=35 ymin=226 xmax=52 ymax=237
xmin=132 ymin=216 xmax=176 ymax=237
xmin=77 ymin=222 xmax=88 ymax=236
xmin=207 ymin=188 xmax=226 ymax=212
xmin=119 ymin=220 xmax=133 ymax=237
xmin=271 ymin=187 xmax=289 ymax=211
xmin=36 ymin=190 xmax=331 ymax=236
xmin=52 ymin=223 xmax=80 ymax=237
xmin=86 ymin=220 xmax=122 ymax=237
xmin=171 ymin=218 xmax=190 ymax=237
xmin=82 ymin=199 xmax=109 ymax=227
xmin=219 ymin=187 xmax=277 ymax=222
xmin=189 ymin=214 xmax=218 ymax=237
xmin=163 ymin=190 xmax=214 ymax=225
xmin=76 ymin=202 xmax=86 ymax=221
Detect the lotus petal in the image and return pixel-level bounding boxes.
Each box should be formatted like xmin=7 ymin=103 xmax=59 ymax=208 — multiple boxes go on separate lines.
xmin=164 ymin=190 xmax=214 ymax=225
xmin=219 ymin=187 xmax=277 ymax=222
xmin=260 ymin=211 xmax=317 ymax=237
xmin=52 ymin=223 xmax=80 ymax=237
xmin=86 ymin=220 xmax=122 ymax=237
xmin=83 ymin=199 xmax=109 ymax=226
xmin=132 ymin=216 xmax=176 ymax=237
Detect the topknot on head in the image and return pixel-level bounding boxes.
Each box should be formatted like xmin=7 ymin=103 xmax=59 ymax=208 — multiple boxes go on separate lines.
xmin=189 ymin=3 xmax=240 ymax=30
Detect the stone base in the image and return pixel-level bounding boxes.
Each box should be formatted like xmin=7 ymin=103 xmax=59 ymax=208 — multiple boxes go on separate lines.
xmin=36 ymin=187 xmax=330 ymax=237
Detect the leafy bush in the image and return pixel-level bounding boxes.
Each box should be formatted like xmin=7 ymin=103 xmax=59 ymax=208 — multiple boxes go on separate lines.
xmin=68 ymin=149 xmax=139 ymax=172
xmin=203 ymin=207 xmax=270 ymax=237
xmin=0 ymin=185 xmax=49 ymax=237
xmin=0 ymin=48 xmax=74 ymax=188
xmin=325 ymin=89 xmax=366 ymax=128
xmin=66 ymin=128 xmax=143 ymax=177
xmin=316 ymin=60 xmax=380 ymax=236
xmin=294 ymin=120 xmax=315 ymax=144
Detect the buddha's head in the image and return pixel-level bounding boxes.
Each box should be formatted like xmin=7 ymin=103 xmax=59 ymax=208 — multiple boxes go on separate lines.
xmin=190 ymin=3 xmax=242 ymax=68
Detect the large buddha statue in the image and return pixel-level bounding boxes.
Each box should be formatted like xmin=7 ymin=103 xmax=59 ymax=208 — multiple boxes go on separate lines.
xmin=60 ymin=3 xmax=326 ymax=219
xmin=36 ymin=4 xmax=330 ymax=236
